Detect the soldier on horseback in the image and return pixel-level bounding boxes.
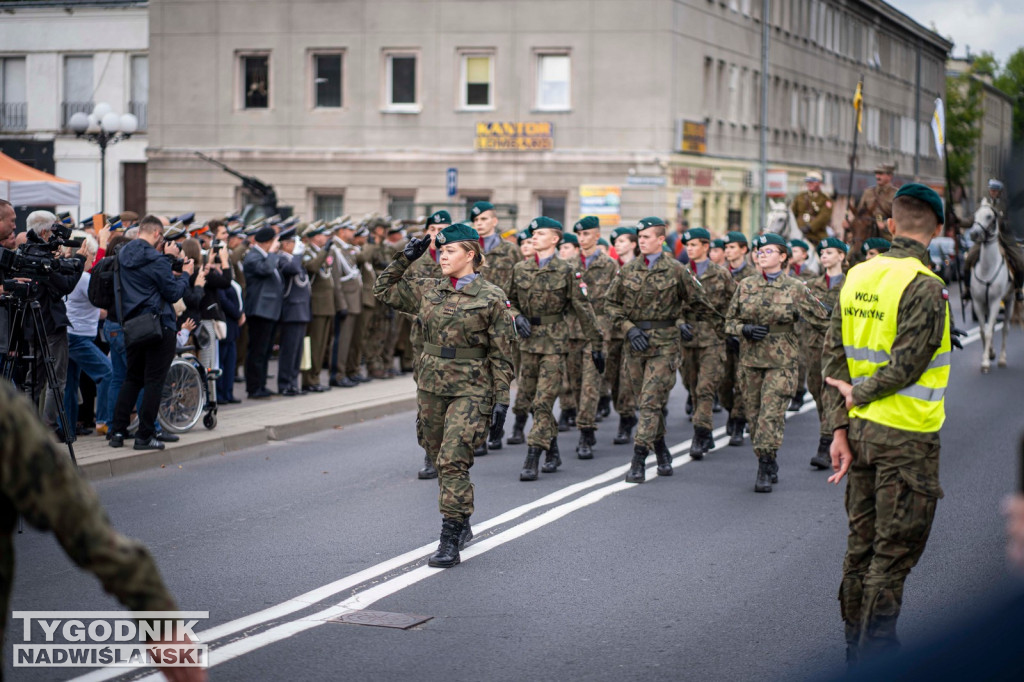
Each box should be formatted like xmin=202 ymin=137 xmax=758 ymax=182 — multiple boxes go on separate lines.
xmin=964 ymin=179 xmax=1024 ymax=302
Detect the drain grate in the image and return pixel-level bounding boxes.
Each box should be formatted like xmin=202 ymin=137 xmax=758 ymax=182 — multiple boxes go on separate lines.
xmin=327 ymin=610 xmax=433 ymax=630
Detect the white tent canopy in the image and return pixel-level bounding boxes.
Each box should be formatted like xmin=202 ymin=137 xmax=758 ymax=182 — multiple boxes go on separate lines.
xmin=0 ymin=152 xmax=80 ymax=206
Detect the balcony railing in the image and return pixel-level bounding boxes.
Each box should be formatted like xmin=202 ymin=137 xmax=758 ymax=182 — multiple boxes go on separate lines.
xmin=129 ymin=100 xmax=147 ymax=131
xmin=0 ymin=102 xmax=27 ymax=131
xmin=62 ymin=101 xmax=94 ymax=130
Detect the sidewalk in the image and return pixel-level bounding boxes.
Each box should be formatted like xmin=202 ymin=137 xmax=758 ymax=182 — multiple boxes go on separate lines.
xmin=72 ymin=374 xmax=417 ymax=481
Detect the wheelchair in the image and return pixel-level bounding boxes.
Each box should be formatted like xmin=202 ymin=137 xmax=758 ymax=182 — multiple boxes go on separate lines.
xmin=129 ymin=345 xmax=219 ymax=433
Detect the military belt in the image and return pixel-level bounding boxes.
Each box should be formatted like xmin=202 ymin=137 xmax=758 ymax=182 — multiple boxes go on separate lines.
xmin=633 ymin=320 xmax=676 ymax=330
xmin=527 ymin=313 xmax=564 ymax=325
xmin=767 ymin=323 xmax=795 ymax=334
xmin=421 ymin=343 xmax=487 ymax=360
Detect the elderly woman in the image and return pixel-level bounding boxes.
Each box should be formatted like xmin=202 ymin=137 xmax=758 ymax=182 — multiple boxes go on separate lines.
xmin=374 ymin=223 xmax=515 ymax=568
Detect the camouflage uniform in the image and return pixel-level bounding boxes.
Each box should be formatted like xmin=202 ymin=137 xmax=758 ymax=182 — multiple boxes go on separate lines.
xmin=790 ymin=263 xmax=818 ymax=407
xmin=365 ymin=240 xmax=397 ymax=376
xmin=681 ymin=259 xmax=735 ymax=431
xmin=573 ymin=251 xmax=618 ymax=431
xmin=803 ymin=272 xmax=845 ymax=435
xmin=404 ymin=246 xmax=444 ymax=383
xmin=791 ymin=189 xmax=834 ymax=244
xmin=822 ymin=237 xmax=947 ymax=656
xmin=0 ymin=382 xmax=178 ymax=665
xmin=849 ymin=184 xmax=896 ymax=262
xmin=719 ymin=262 xmax=758 ymax=422
xmin=374 ymin=252 xmax=515 ymax=520
xmin=508 ymin=254 xmax=601 ymax=450
xmin=479 ymin=235 xmax=521 ymax=297
xmin=302 ymin=242 xmax=335 ymax=388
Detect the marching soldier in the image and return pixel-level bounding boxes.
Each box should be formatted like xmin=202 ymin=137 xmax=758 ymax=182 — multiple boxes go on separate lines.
xmin=470 ymin=201 xmax=520 ymax=296
xmin=556 ymin=232 xmax=585 ymax=432
xmin=508 ymin=217 xmax=603 ymax=481
xmin=720 ymin=231 xmax=756 ymax=446
xmin=709 ymin=238 xmax=726 ymax=267
xmin=964 ymin=179 xmax=1024 ymax=301
xmin=845 ymin=163 xmax=897 ymax=261
xmin=788 ymin=238 xmax=815 ymax=412
xmin=301 ymin=223 xmax=335 ymax=392
xmin=791 ymin=170 xmax=834 ymax=243
xmin=506 ymin=227 xmax=537 ymax=447
xmin=608 ymin=226 xmax=640 ymax=445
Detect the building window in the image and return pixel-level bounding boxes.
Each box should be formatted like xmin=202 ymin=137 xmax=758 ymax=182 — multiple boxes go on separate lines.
xmin=129 ymin=55 xmax=148 ymax=130
xmin=460 ymin=52 xmax=494 ymax=109
xmin=537 ymin=193 xmax=566 ymax=227
xmin=384 ymin=51 xmax=419 ymax=111
xmin=0 ymin=57 xmax=27 ymax=131
xmin=313 ymin=193 xmax=345 ymax=222
xmin=241 ymin=54 xmax=269 ymax=109
xmin=535 ymin=53 xmax=570 ymax=111
xmin=313 ymin=52 xmax=343 ymax=108
xmin=387 ymin=191 xmax=416 ymax=221
xmin=63 ymin=55 xmax=93 ymax=127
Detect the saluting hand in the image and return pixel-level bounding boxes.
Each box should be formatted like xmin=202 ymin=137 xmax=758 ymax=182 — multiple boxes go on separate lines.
xmin=403 ymin=237 xmax=431 ymax=261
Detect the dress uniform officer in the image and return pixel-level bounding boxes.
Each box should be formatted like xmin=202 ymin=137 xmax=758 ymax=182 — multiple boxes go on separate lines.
xmin=507 ymin=217 xmax=603 ymax=481
xmin=364 ymin=218 xmax=397 ymax=379
xmin=374 ymin=223 xmax=516 ymax=568
xmin=607 ymin=226 xmax=640 ymax=445
xmin=823 ymin=183 xmax=962 ymax=660
xmin=328 ymin=218 xmax=364 ymax=387
xmin=301 ymin=223 xmax=335 ymax=392
xmin=845 ymin=163 xmax=897 ymax=262
xmin=348 ymin=224 xmax=378 ymax=381
xmin=720 ymin=231 xmax=757 ymax=446
xmin=724 ymin=233 xmax=830 ymax=492
xmin=275 ymin=225 xmax=310 ymax=396
xmin=791 ymin=170 xmax=834 ymax=243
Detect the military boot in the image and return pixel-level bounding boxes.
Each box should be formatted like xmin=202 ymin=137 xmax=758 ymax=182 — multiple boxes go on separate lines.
xmin=685 ymin=394 xmax=694 ymax=417
xmin=788 ymin=390 xmax=805 ymax=412
xmin=428 ymin=517 xmax=465 ymax=568
xmin=596 ymin=396 xmax=611 ymax=421
xmin=613 ymin=415 xmax=637 ymax=445
xmin=542 ymin=437 xmax=562 ymax=473
xmin=474 ymin=443 xmax=488 ymax=457
xmin=654 ymin=437 xmax=673 ymax=476
xmin=625 ymin=445 xmax=649 ymax=483
xmin=767 ymin=455 xmax=779 ymax=484
xmin=576 ymin=428 xmax=596 ymax=459
xmin=487 ymin=429 xmax=503 ymax=451
xmin=417 ymin=454 xmax=438 ymax=480
xmin=729 ymin=418 xmax=746 ymax=447
xmin=557 ymin=409 xmax=573 ymax=432
xmin=520 ymin=447 xmax=542 ymax=481
xmin=810 ymin=436 xmax=833 ymax=470
xmin=712 ymin=394 xmax=723 ymax=413
xmin=566 ymin=408 xmax=577 ymax=428
xmin=690 ymin=426 xmax=714 ymax=461
xmin=755 ymin=455 xmax=773 ymax=493
xmin=458 ymin=518 xmax=473 ymax=550
xmin=507 ymin=413 xmax=527 ymax=445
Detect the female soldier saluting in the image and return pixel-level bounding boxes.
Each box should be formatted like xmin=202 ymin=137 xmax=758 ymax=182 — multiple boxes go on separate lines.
xmin=374 ymin=222 xmax=515 ymax=568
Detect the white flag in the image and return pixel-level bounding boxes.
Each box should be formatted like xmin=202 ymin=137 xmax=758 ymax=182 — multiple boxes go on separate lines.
xmin=931 ymin=98 xmax=945 ymax=160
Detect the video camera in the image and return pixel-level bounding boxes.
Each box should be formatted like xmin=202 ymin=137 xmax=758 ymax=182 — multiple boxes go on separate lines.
xmin=0 ymin=223 xmax=85 ymax=294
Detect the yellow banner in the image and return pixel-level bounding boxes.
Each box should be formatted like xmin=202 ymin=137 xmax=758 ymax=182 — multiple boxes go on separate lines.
xmin=475 ymin=122 xmax=553 ymax=151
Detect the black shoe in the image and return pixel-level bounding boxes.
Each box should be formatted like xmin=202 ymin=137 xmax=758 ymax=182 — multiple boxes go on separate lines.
xmin=418 ymin=454 xmax=438 ymax=479
xmin=755 ymin=455 xmax=773 ymax=493
xmin=712 ymin=396 xmax=723 ymax=413
xmin=349 ymin=374 xmax=371 ymax=383
xmin=729 ymin=418 xmax=746 ymax=447
xmin=458 ymin=519 xmax=473 ymax=550
xmin=507 ymin=413 xmax=527 ymax=445
xmin=810 ymin=436 xmax=833 ymax=470
xmin=541 ymin=437 xmax=561 ymax=473
xmin=768 ymin=456 xmax=779 ymax=484
xmin=234 ymin=376 xmax=245 ymax=384
xmin=155 ymin=432 xmax=179 ymax=443
xmin=1017 ymin=290 xmax=1023 ymax=302
xmin=280 ymin=388 xmax=301 ymax=397
xmin=690 ymin=426 xmax=714 ymax=460
xmin=625 ymin=445 xmax=648 ymax=483
xmin=248 ymin=389 xmax=272 ymax=399
xmin=221 ymin=397 xmax=242 ymax=404
xmin=487 ymin=430 xmax=503 ymax=451
xmin=75 ymin=424 xmax=94 ymax=436
xmin=333 ymin=376 xmax=358 ymax=388
xmin=576 ymin=429 xmax=595 ymax=459
xmin=613 ymin=415 xmax=637 ymax=445
xmin=134 ymin=436 xmax=165 ymax=451
xmin=685 ymin=395 xmax=693 ymax=417
xmin=654 ymin=437 xmax=673 ymax=476
xmin=520 ymin=447 xmax=542 ymax=481
xmin=596 ymin=396 xmax=611 ymax=421
xmin=109 ymin=432 xmax=125 ymax=448
xmin=557 ymin=409 xmax=572 ymax=432
xmin=427 ymin=517 xmax=464 ymax=568
xmin=566 ymin=408 xmax=576 ymax=428
xmin=474 ymin=443 xmax=488 ymax=457
xmin=788 ymin=394 xmax=804 ymax=412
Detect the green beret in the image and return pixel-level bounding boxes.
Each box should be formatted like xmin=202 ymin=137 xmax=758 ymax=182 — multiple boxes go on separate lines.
xmin=862 ymin=238 xmax=891 ymax=254
xmin=817 ymin=237 xmax=849 ymax=254
xmin=610 ymin=227 xmax=638 ymax=241
xmin=724 ymin=230 xmax=748 ymax=245
xmin=788 ymin=239 xmax=810 ymax=252
xmin=426 ymin=210 xmax=452 ymax=227
xmin=529 ymin=216 xmax=563 ymax=232
xmin=753 ymin=233 xmax=787 ymax=250
xmin=560 ymin=232 xmax=580 ymax=247
xmin=893 ymin=182 xmax=944 ymax=224
xmin=635 ymin=216 xmax=666 ymax=231
xmin=682 ymin=227 xmax=711 ymax=243
xmin=469 ymin=201 xmax=495 ymax=219
xmin=662 ymin=242 xmax=672 ymax=253
xmin=573 ymin=216 xmax=601 ymax=232
xmin=516 ymin=229 xmax=533 ymax=244
xmin=711 ymin=238 xmax=725 ymax=249
xmin=435 ymin=222 xmax=480 ymax=246
xmin=597 ymin=237 xmax=610 ymax=248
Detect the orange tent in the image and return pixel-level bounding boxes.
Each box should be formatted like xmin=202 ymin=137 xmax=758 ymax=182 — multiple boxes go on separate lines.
xmin=0 ymin=152 xmax=80 ymax=206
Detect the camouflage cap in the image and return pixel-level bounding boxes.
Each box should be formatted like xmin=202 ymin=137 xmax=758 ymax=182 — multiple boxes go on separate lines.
xmin=861 ymin=237 xmax=891 ymax=254
xmin=573 ymin=216 xmax=601 ymax=232
xmin=682 ymin=227 xmax=711 ymax=243
xmin=435 ymin=222 xmax=480 ymax=245
xmin=529 ymin=216 xmax=563 ymax=232
xmin=817 ymin=236 xmax=849 ymax=254
xmin=724 ymin=230 xmax=748 ymax=246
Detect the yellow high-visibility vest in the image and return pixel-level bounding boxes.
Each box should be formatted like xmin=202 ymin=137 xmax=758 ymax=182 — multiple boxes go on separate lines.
xmin=840 ymin=255 xmax=951 ymax=432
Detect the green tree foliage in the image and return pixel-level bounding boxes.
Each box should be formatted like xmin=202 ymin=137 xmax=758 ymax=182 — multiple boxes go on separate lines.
xmin=945 ymin=67 xmax=983 ymax=190
xmin=993 ymin=48 xmax=1024 ymax=145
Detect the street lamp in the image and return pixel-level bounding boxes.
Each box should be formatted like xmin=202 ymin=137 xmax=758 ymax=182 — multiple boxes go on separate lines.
xmin=68 ymin=102 xmax=138 ymax=214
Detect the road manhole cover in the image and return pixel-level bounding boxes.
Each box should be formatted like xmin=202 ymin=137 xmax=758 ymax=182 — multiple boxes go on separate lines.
xmin=327 ymin=610 xmax=433 ymax=630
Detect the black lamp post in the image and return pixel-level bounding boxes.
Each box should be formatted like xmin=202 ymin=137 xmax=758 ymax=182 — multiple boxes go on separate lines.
xmin=68 ymin=103 xmax=138 ymax=215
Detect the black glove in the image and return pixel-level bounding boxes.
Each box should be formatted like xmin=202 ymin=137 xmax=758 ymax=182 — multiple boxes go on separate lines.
xmin=403 ymin=236 xmax=431 ymax=261
xmin=489 ymin=403 xmax=509 ymax=442
xmin=626 ymin=326 xmax=650 ymax=352
xmin=335 ymin=309 xmax=348 ymax=322
xmin=742 ymin=324 xmax=769 ymax=341
xmin=726 ymin=336 xmax=740 ymax=353
xmin=950 ymin=325 xmax=966 ymax=350
xmin=591 ymin=350 xmax=606 ymax=374
xmin=514 ymin=315 xmax=532 ymax=338
xmin=678 ymin=323 xmax=695 ymax=342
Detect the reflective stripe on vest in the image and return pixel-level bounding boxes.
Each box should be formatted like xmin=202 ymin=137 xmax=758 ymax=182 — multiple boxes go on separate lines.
xmin=840 ymin=254 xmax=951 ymax=432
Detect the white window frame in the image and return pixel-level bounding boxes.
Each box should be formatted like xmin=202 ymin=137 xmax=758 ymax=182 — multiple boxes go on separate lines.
xmin=458 ymin=50 xmax=495 ymax=111
xmin=534 ymin=51 xmax=571 ymax=112
xmin=382 ymin=49 xmax=421 ymax=114
xmin=310 ymin=49 xmax=345 ymax=110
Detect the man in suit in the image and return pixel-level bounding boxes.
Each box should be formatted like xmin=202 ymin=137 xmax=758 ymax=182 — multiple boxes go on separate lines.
xmin=301 ymin=223 xmax=335 ymax=392
xmin=329 ymin=218 xmax=364 ymax=387
xmin=275 ymin=226 xmax=310 ymax=396
xmin=242 ymin=226 xmax=283 ymax=399
xmin=228 ymin=225 xmax=250 ymax=380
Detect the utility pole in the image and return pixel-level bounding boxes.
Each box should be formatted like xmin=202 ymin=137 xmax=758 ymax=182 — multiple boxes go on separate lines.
xmin=759 ymin=0 xmax=771 ymax=233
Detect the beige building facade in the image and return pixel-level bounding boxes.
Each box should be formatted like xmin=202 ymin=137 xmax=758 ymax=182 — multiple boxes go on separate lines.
xmin=147 ymin=0 xmax=950 ymax=236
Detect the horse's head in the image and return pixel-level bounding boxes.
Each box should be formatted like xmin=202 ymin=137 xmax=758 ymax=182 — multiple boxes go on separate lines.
xmin=970 ymin=203 xmax=997 ymax=243
xmin=763 ymin=200 xmax=791 ymax=236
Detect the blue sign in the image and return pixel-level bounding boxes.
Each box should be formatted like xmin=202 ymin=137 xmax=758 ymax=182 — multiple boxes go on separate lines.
xmin=446 ymin=168 xmax=458 ymax=197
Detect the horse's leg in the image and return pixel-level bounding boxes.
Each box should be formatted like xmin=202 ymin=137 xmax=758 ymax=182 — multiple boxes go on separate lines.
xmin=998 ymin=297 xmax=1011 ymax=367
xmin=980 ymin=311 xmax=992 ymax=372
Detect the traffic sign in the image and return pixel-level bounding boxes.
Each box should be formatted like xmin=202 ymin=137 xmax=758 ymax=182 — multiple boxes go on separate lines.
xmin=446 ymin=168 xmax=458 ymax=197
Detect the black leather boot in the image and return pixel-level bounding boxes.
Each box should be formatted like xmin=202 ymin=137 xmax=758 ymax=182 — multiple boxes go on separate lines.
xmin=685 ymin=394 xmax=693 ymax=417
xmin=576 ymin=428 xmax=595 ymax=459
xmin=712 ymin=395 xmax=723 ymax=413
xmin=428 ymin=517 xmax=465 ymax=568
xmin=566 ymin=408 xmax=577 ymax=428
xmin=767 ymin=454 xmax=779 ymax=484
xmin=788 ymin=390 xmax=805 ymax=412
xmin=625 ymin=445 xmax=649 ymax=483
xmin=596 ymin=396 xmax=611 ymax=421
xmin=458 ymin=518 xmax=473 ymax=550
xmin=418 ymin=454 xmax=438 ymax=480
xmin=473 ymin=443 xmax=487 ymax=457
xmin=507 ymin=413 xmax=527 ymax=445
xmin=729 ymin=418 xmax=746 ymax=447
xmin=487 ymin=429 xmax=503 ymax=451
xmin=755 ymin=455 xmax=773 ymax=493
xmin=690 ymin=426 xmax=714 ymax=460
xmin=520 ymin=447 xmax=542 ymax=481
xmin=810 ymin=436 xmax=832 ymax=470
xmin=613 ymin=415 xmax=637 ymax=445
xmin=557 ymin=409 xmax=572 ymax=432
xmin=542 ymin=437 xmax=562 ymax=473
xmin=654 ymin=437 xmax=673 ymax=476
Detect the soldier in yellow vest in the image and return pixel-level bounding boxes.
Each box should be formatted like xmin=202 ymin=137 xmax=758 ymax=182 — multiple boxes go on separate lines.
xmin=823 ymin=183 xmax=964 ymax=661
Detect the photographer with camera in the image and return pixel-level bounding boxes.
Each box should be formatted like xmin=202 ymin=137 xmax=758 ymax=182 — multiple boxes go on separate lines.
xmin=108 ymin=215 xmax=191 ymax=451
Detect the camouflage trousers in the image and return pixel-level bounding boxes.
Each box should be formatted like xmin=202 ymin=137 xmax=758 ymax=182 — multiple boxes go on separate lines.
xmin=682 ymin=344 xmax=726 ymax=430
xmin=624 ymin=345 xmax=679 ymax=449
xmin=518 ymin=351 xmax=564 ymax=448
xmin=803 ymin=329 xmax=829 ymax=436
xmin=559 ymin=339 xmax=585 ymax=412
xmin=366 ymin=305 xmax=393 ymax=374
xmin=720 ymin=345 xmax=746 ymax=420
xmin=606 ymin=338 xmax=636 ymax=416
xmin=741 ymin=365 xmax=797 ymax=457
xmin=512 ymin=346 xmax=534 ymax=418
xmin=574 ymin=341 xmax=602 ymax=430
xmin=416 ymin=390 xmax=488 ymax=520
xmin=839 ymin=438 xmax=941 ymax=655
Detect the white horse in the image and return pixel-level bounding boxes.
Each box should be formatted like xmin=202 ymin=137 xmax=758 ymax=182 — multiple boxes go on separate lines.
xmin=968 ymin=200 xmax=1015 ymax=373
xmin=764 ymin=199 xmax=821 ymax=275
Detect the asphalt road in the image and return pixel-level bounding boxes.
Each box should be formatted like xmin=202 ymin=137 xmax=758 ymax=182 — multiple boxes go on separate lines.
xmin=5 ymin=319 xmax=1024 ymax=682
